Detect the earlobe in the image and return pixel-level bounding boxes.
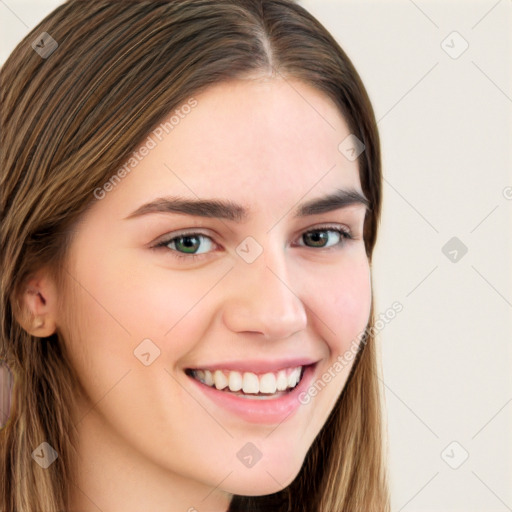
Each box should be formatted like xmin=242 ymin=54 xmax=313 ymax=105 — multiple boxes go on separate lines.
xmin=15 ymin=271 xmax=58 ymax=338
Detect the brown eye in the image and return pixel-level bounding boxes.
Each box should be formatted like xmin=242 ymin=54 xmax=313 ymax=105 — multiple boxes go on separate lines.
xmin=299 ymin=227 xmax=352 ymax=249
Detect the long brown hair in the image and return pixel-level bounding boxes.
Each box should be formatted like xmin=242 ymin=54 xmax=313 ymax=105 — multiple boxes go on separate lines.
xmin=0 ymin=1 xmax=389 ymax=510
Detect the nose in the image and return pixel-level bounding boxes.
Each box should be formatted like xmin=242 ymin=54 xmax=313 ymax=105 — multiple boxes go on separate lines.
xmin=222 ymin=252 xmax=308 ymax=340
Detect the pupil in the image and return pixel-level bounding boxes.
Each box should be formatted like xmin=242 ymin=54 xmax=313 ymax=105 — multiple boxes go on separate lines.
xmin=307 ymin=231 xmax=327 ymax=247
xmin=179 ymin=236 xmax=199 ymax=253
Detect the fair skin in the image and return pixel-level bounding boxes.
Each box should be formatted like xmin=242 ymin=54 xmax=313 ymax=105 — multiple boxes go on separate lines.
xmin=20 ymin=76 xmax=371 ymax=512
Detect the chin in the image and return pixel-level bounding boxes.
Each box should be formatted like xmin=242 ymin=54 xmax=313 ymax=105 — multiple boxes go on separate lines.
xmin=223 ymin=460 xmax=303 ymax=497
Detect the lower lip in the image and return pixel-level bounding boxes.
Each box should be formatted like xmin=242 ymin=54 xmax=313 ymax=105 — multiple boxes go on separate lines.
xmin=187 ymin=364 xmax=317 ymax=424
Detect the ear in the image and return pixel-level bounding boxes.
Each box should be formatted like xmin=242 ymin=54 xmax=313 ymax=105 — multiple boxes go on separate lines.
xmin=14 ymin=268 xmax=58 ymax=338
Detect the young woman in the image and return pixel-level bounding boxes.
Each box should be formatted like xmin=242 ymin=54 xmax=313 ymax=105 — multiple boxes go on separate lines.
xmin=0 ymin=1 xmax=390 ymax=510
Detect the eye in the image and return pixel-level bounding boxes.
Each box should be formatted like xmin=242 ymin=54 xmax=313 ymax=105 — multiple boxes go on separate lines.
xmin=296 ymin=225 xmax=353 ymax=249
xmin=153 ymin=231 xmax=217 ymax=261
xmin=151 ymin=225 xmax=354 ymax=262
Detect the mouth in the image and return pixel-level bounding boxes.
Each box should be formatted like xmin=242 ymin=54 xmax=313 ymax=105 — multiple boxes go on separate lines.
xmin=184 ymin=359 xmax=319 ymax=424
xmin=185 ymin=365 xmax=306 ymax=400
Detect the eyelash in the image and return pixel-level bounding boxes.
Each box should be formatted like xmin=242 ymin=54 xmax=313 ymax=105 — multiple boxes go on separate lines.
xmin=151 ymin=224 xmax=354 ymax=262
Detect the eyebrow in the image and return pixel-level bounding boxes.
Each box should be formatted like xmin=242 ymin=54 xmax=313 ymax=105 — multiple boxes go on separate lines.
xmin=123 ymin=188 xmax=370 ymax=222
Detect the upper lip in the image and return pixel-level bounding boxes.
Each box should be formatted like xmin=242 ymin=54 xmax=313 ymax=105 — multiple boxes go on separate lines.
xmin=187 ymin=358 xmax=318 ymax=374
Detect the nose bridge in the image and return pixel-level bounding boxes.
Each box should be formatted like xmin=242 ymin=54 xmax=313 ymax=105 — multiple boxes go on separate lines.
xmin=223 ymin=240 xmax=308 ymax=339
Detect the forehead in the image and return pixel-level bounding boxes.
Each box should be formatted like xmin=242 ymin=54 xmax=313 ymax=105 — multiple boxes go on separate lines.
xmin=95 ymin=77 xmax=364 ymax=219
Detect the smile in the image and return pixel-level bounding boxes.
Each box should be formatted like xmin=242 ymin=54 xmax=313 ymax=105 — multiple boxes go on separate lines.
xmin=187 ymin=366 xmax=305 ymax=398
xmin=185 ymin=359 xmax=318 ymax=424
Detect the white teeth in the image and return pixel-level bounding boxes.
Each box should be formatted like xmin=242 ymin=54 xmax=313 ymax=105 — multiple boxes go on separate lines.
xmin=213 ymin=370 xmax=228 ymax=390
xmin=192 ymin=366 xmax=304 ymax=395
xmin=228 ymin=371 xmax=243 ymax=392
xmin=204 ymin=370 xmax=214 ymax=386
xmin=242 ymin=372 xmax=259 ymax=394
xmin=288 ymin=367 xmax=301 ymax=388
xmin=259 ymin=373 xmax=277 ymax=394
xmin=276 ymin=370 xmax=288 ymax=391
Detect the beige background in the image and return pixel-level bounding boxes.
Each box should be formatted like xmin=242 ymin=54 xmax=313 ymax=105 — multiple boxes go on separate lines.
xmin=1 ymin=1 xmax=511 ymax=510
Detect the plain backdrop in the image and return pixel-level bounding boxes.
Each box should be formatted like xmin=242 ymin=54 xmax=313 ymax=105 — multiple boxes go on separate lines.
xmin=1 ymin=1 xmax=511 ymax=511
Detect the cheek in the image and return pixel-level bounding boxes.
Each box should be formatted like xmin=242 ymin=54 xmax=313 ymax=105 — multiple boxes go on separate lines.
xmin=71 ymin=247 xmax=221 ymax=340
xmin=335 ymin=262 xmax=371 ymax=327
xmin=307 ymin=255 xmax=371 ymax=353
xmin=110 ymin=262 xmax=235 ymax=354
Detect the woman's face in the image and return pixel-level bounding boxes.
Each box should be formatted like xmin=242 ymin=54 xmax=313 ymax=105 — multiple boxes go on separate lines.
xmin=59 ymin=77 xmax=372 ymax=501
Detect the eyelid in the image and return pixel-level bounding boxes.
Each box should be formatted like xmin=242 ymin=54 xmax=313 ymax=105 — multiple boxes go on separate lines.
xmin=151 ymin=228 xmax=218 ymax=248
